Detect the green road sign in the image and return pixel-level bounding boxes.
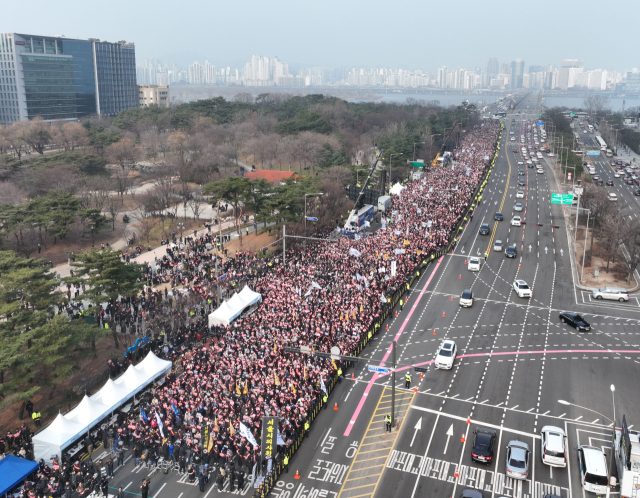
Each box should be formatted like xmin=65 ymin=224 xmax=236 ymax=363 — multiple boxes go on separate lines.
xmin=411 ymin=161 xmax=424 ymax=168
xmin=537 ymin=113 xmax=542 ymax=116
xmin=570 ymin=112 xmax=576 ymax=116
xmin=551 ymin=193 xmax=574 ymax=204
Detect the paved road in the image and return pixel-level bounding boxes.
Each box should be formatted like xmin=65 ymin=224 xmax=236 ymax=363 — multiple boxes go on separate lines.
xmin=92 ymin=96 xmax=640 ymax=498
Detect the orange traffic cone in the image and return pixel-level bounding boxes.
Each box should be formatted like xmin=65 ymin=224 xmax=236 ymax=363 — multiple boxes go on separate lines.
xmin=395 ymin=310 xmax=398 ymax=317
xmin=334 ymin=402 xmax=338 ymax=411
xmin=433 ymin=329 xmax=436 ymax=335
xmin=386 ymin=324 xmax=389 ymax=330
xmin=466 ymin=417 xmax=471 ymax=424
xmin=442 ymin=311 xmax=446 ymax=318
xmin=454 ymin=468 xmax=460 ymax=479
xmin=294 ymin=470 xmax=301 ymax=480
xmin=459 ymin=274 xmax=461 ymax=280
xmin=420 ymin=373 xmax=424 ymax=380
xmin=461 ymin=434 xmax=465 ymax=443
xmin=351 ymin=372 xmax=355 ymax=380
xmin=464 ymin=259 xmax=467 ymax=264
xmin=414 ymin=387 xmax=418 ymax=393
xmin=450 ymin=295 xmax=454 ymax=301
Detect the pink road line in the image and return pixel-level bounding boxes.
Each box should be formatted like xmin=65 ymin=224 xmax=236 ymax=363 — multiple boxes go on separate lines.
xmin=376 ymin=349 xmax=640 ymax=377
xmin=344 ymin=255 xmax=445 ymax=436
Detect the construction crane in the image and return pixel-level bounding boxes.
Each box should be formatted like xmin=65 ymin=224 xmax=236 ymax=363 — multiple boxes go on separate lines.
xmin=342 ymin=150 xmax=384 ymax=234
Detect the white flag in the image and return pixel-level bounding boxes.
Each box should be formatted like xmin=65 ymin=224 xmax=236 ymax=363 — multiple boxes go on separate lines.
xmin=394 ymin=248 xmax=405 ymax=255
xmin=381 ymin=218 xmax=386 ymax=230
xmin=380 ymin=293 xmax=387 ymax=303
xmin=277 ymin=429 xmax=286 ymax=446
xmin=349 ymin=248 xmax=361 ymax=257
xmin=312 ymin=281 xmax=322 ymax=290
xmin=155 ymin=411 xmax=164 ymax=439
xmin=240 ymin=422 xmax=258 ymax=447
xmin=364 ymin=220 xmax=370 ymax=227
xmin=354 ymin=234 xmax=361 ymax=240
xmin=320 ymin=377 xmax=327 ymax=395
xmin=391 ymin=261 xmax=396 ymax=277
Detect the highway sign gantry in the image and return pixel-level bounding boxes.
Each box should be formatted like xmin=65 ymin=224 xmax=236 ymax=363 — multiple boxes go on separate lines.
xmin=551 ymin=193 xmax=574 ymax=205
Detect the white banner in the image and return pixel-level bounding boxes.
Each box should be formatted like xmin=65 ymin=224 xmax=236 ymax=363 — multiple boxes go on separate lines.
xmin=391 ymin=261 xmax=397 ymax=277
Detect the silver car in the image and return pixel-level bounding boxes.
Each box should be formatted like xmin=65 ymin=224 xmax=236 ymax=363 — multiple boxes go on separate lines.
xmin=592 ymin=287 xmax=629 ymax=302
xmin=514 ymin=203 xmax=523 ymax=212
xmin=505 ymin=440 xmax=530 ymax=480
xmin=493 ymin=240 xmax=503 ymax=252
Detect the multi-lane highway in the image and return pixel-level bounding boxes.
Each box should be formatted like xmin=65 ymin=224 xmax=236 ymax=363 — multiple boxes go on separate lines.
xmin=95 ymin=95 xmax=640 ymax=498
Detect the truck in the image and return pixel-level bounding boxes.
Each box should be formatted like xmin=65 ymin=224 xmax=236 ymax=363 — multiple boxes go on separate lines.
xmin=343 ymin=204 xmax=375 ymax=234
xmin=613 ymin=416 xmax=640 ymax=497
xmin=377 ymin=195 xmax=391 ymax=213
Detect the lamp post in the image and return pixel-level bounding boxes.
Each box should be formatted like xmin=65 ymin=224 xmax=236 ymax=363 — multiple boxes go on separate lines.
xmin=178 ymin=222 xmax=184 ymax=242
xmin=304 ymin=192 xmax=323 ymax=242
xmin=388 ymin=153 xmax=403 ymax=192
xmin=413 ymin=142 xmax=425 ymax=162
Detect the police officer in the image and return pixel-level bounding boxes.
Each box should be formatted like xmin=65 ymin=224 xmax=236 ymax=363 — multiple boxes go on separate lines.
xmin=484 ymin=251 xmax=488 ymax=261
xmin=399 ymin=298 xmax=404 ymax=311
xmin=283 ymin=454 xmax=289 ymax=473
xmin=32 ymin=410 xmax=41 ymax=427
xmin=323 ymin=393 xmax=328 ymax=409
xmin=405 ymin=372 xmax=411 ymax=389
xmin=384 ymin=414 xmax=392 ymax=432
xmin=304 ymin=420 xmax=310 ymax=438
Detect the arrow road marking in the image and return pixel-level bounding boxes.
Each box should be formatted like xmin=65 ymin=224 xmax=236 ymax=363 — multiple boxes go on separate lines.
xmin=443 ymin=423 xmax=454 ymax=454
xmin=410 ymin=417 xmax=422 ymax=447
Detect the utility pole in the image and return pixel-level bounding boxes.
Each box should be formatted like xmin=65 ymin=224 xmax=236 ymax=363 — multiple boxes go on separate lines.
xmin=215 ymin=256 xmax=220 ymax=307
xmin=391 ymin=340 xmax=396 ymax=428
xmin=283 ymin=225 xmax=286 ymax=267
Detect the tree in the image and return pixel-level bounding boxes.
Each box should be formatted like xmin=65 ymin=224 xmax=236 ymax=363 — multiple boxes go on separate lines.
xmin=5 ymin=123 xmax=27 ymax=161
xmin=54 ymin=121 xmax=89 ymax=151
xmin=583 ymin=95 xmax=610 ymax=119
xmin=203 ymin=177 xmax=252 ymax=237
xmin=21 ymin=117 xmax=52 ymax=154
xmin=243 ymin=179 xmax=272 ymax=230
xmin=107 ymin=138 xmax=140 ymax=170
xmin=106 ymin=195 xmax=124 ymax=230
xmin=620 ymin=220 xmax=640 ymax=283
xmin=64 ymin=249 xmax=145 ymax=347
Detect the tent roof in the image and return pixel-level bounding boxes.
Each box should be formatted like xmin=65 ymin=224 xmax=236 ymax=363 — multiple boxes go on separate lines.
xmin=239 ymin=286 xmax=262 ymax=305
xmin=390 ymin=183 xmax=406 ymax=195
xmin=0 ymin=454 xmax=39 ymax=496
xmin=64 ymin=395 xmax=111 ymax=428
xmin=31 ymin=413 xmax=85 ymax=449
xmin=135 ymin=351 xmax=172 ymax=379
xmin=91 ymin=379 xmax=131 ymax=407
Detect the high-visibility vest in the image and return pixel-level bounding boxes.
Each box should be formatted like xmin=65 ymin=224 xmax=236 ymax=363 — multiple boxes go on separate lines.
xmin=385 ymin=415 xmax=391 ymax=423
xmin=284 ymin=456 xmax=289 ymax=465
xmin=304 ymin=422 xmax=309 ymax=431
xmin=405 ymin=373 xmax=411 ymax=382
xmin=337 ymin=368 xmax=342 ymax=376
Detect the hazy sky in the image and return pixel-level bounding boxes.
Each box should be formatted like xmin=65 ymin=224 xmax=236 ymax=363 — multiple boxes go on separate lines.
xmin=2 ymin=0 xmax=637 ymax=72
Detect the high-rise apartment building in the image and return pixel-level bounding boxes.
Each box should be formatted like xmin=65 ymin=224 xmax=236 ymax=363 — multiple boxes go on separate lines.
xmin=204 ymin=61 xmax=216 ymax=84
xmin=626 ymin=71 xmax=640 ymax=94
xmin=0 ymin=33 xmax=136 ymax=124
xmin=557 ymin=59 xmax=584 ymax=90
xmin=188 ymin=61 xmax=205 ymax=85
xmin=510 ymin=59 xmax=525 ymax=89
xmin=486 ymin=58 xmax=499 ymax=76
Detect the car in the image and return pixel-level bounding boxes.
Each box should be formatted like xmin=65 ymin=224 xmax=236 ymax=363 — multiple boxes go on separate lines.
xmin=592 ymin=174 xmax=601 ymax=181
xmin=505 ymin=440 xmax=530 ymax=480
xmin=518 ymin=178 xmax=526 ymax=186
xmin=614 ymin=172 xmax=621 ymax=178
xmin=510 ymin=216 xmax=521 ymax=226
xmin=634 ymin=189 xmax=640 ymax=196
xmin=513 ymin=279 xmax=532 ymax=298
xmin=577 ymin=445 xmax=608 ymax=495
xmin=527 ymin=162 xmax=534 ymax=168
xmin=518 ymin=169 xmax=525 ymax=176
xmin=514 ymin=203 xmax=523 ymax=212
xmin=516 ymin=191 xmax=524 ymax=198
xmin=536 ymin=168 xmax=544 ymax=174
xmin=540 ymin=426 xmax=567 ymax=467
xmin=559 ymin=312 xmax=591 ymax=331
xmin=460 ymin=289 xmax=473 ymax=307
xmin=468 ymin=257 xmax=481 ymax=271
xmin=479 ymin=223 xmax=490 ymax=235
xmin=505 ymin=245 xmax=517 ymax=258
xmin=606 ymin=180 xmax=614 ymax=186
xmin=471 ymin=427 xmax=497 ymax=464
xmin=494 ymin=212 xmax=503 ymax=221
xmin=608 ymin=192 xmax=618 ymax=202
xmin=460 ymin=490 xmax=484 ymax=498
xmin=513 ymin=149 xmax=518 ymax=153
xmin=592 ymin=286 xmax=629 ymax=302
xmin=434 ymin=340 xmax=457 ymax=370
xmin=627 ymin=178 xmax=635 ymax=185
xmin=517 ymin=161 xmax=524 ymax=166
xmin=493 ymin=239 xmax=503 ymax=252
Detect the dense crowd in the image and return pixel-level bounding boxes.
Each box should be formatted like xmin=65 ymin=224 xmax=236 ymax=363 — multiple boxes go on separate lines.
xmin=3 ymin=121 xmax=500 ymax=497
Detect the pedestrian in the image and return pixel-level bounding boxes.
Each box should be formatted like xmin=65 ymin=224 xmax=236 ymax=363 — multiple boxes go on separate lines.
xmin=384 ymin=414 xmax=392 ymax=432
xmin=117 ymin=447 xmax=125 ymax=467
xmin=32 ymin=410 xmax=41 ymax=427
xmin=116 ymin=487 xmax=125 ymax=498
xmin=198 ymin=471 xmax=206 ymax=492
xmin=283 ymin=454 xmax=289 ymax=473
xmin=107 ymin=457 xmax=114 ymax=478
xmin=405 ymin=372 xmax=411 ymax=389
xmin=140 ymin=479 xmax=149 ymax=498
xmin=399 ymin=298 xmax=404 ymax=311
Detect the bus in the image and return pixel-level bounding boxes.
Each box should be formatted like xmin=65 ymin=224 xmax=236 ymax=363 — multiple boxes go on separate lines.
xmin=595 ymin=136 xmax=607 ymax=151
xmin=494 ymin=112 xmax=507 ymax=118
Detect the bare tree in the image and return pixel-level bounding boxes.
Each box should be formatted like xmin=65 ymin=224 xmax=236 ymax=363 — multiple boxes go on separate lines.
xmin=620 ymin=220 xmax=640 ymax=283
xmin=21 ymin=117 xmax=52 ymax=154
xmin=106 ymin=196 xmax=124 ymax=230
xmin=187 ymin=193 xmax=204 ymax=220
xmin=583 ymin=95 xmax=610 ymax=119
xmin=107 ymin=138 xmax=140 ymax=170
xmin=233 ymin=92 xmax=254 ymax=104
xmin=0 ymin=182 xmax=28 ymax=206
xmin=600 ymin=211 xmax=625 ymax=272
xmin=5 ymin=122 xmax=27 ymax=160
xmin=54 ymin=121 xmax=89 ymax=151
xmin=113 ymin=170 xmax=134 ymax=197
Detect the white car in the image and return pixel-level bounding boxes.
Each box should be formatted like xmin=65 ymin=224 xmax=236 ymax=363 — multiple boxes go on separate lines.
xmin=536 ymin=168 xmax=544 ymax=174
xmin=540 ymin=426 xmax=567 ymax=467
xmin=514 ymin=203 xmax=523 ymax=212
xmin=467 ymin=257 xmax=481 ymax=271
xmin=511 ymin=216 xmax=522 ymax=226
xmin=434 ymin=340 xmax=457 ymax=370
xmin=493 ymin=239 xmax=503 ymax=252
xmin=614 ymin=172 xmax=620 ymax=178
xmin=517 ymin=161 xmax=524 ymax=166
xmin=516 ymin=190 xmax=524 ymax=198
xmin=513 ymin=279 xmax=532 ymax=298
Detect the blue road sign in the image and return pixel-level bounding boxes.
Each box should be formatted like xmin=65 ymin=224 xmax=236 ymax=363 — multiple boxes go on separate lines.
xmin=536 ymin=120 xmax=544 ymax=126
xmin=306 ymin=217 xmax=318 ymax=221
xmin=587 ymin=151 xmax=601 ymax=156
xmin=368 ymin=365 xmax=390 ymax=374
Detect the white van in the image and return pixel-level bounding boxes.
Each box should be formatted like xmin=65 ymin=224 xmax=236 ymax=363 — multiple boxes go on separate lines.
xmin=608 ymin=192 xmax=618 ymax=202
xmin=577 ymin=445 xmax=608 ymax=494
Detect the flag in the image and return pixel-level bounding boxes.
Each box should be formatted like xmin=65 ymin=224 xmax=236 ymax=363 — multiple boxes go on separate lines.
xmin=331 ymin=359 xmax=337 ymax=370
xmin=303 ymin=367 xmax=308 ymax=380
xmin=277 ymin=429 xmax=286 ymax=446
xmin=155 ymin=411 xmax=164 ymax=438
xmin=243 ymin=381 xmax=248 ymax=394
xmin=274 ymin=373 xmax=281 ymax=386
xmin=229 ymin=420 xmax=234 ymax=436
xmin=356 ymin=273 xmax=362 ymax=281
xmin=273 ymin=343 xmax=277 ymax=353
xmin=171 ymin=402 xmax=180 ymax=419
xmin=320 ymin=377 xmax=328 ymax=395
xmin=395 ymin=248 xmax=405 ymax=255
xmin=214 ymin=416 xmax=219 ymax=431
xmin=364 ymin=220 xmax=370 ymax=227
xmin=354 ymin=234 xmax=360 ymax=240
xmin=381 ymin=218 xmax=386 ymax=230
xmin=291 ymin=383 xmax=296 ymax=394
xmin=140 ymin=408 xmax=148 ymax=423
xmin=240 ymin=423 xmax=258 ymax=447
xmin=207 ymin=432 xmax=214 ymax=452
xmin=349 ymin=248 xmax=361 ymax=257
xmin=236 ymin=382 xmax=241 ymax=395
xmin=312 ymin=281 xmax=322 ymax=290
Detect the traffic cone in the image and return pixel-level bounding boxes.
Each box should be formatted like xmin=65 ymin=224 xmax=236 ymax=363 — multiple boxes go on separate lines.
xmin=461 ymin=434 xmax=465 ymax=443
xmin=395 ymin=310 xmax=398 ymax=317
xmin=442 ymin=311 xmax=445 ymax=318
xmin=454 ymin=468 xmax=460 ymax=479
xmin=450 ymin=295 xmax=453 ymax=301
xmin=464 ymin=260 xmax=467 ymax=264
xmin=334 ymin=402 xmax=338 ymax=411
xmin=459 ymin=274 xmax=461 ymax=280
xmin=433 ymin=329 xmax=436 ymax=335
xmin=294 ymin=470 xmax=300 ymax=480
xmin=351 ymin=372 xmax=355 ymax=380
xmin=414 ymin=387 xmax=418 ymax=393
xmin=420 ymin=373 xmax=423 ymax=380
xmin=466 ymin=417 xmax=471 ymax=424
xmin=386 ymin=324 xmax=389 ymax=331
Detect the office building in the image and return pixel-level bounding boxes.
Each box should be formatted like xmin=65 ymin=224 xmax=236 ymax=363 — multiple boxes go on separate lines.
xmin=626 ymin=71 xmax=640 ymax=94
xmin=0 ymin=33 xmax=137 ymax=124
xmin=486 ymin=57 xmax=499 ymax=76
xmin=138 ymin=84 xmax=170 ymax=108
xmin=510 ymin=59 xmax=525 ymax=89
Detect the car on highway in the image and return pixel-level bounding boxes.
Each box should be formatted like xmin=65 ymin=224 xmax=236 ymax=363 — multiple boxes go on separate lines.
xmin=493 ymin=240 xmax=503 ymax=252
xmin=514 ymin=203 xmax=523 ymax=212
xmin=606 ymin=180 xmax=614 ymax=186
xmin=608 ymin=192 xmax=618 ymax=202
xmin=634 ymin=189 xmax=640 ymax=196
xmin=513 ymin=148 xmax=518 ymax=153
xmin=614 ymin=172 xmax=621 ymax=178
xmin=536 ymin=167 xmax=544 ymax=174
xmin=517 ymin=161 xmax=524 ymax=166
xmin=459 ymin=289 xmax=473 ymax=308
xmin=467 ymin=257 xmax=481 ymax=271
xmin=511 ymin=216 xmax=521 ymax=226
xmin=494 ymin=212 xmax=503 ymax=221
xmin=505 ymin=245 xmax=517 ymax=258
xmin=592 ymin=286 xmax=629 ymax=302
xmin=516 ymin=191 xmax=524 ymax=198
xmin=518 ymin=178 xmax=526 ymax=186
xmin=434 ymin=340 xmax=457 ymax=370
xmin=505 ymin=440 xmax=530 ymax=480
xmin=527 ymin=162 xmax=534 ymax=168
xmin=471 ymin=427 xmax=497 ymax=464
xmin=577 ymin=445 xmax=609 ymax=495
xmin=460 ymin=490 xmax=484 ymax=498
xmin=559 ymin=312 xmax=591 ymax=331
xmin=512 ymin=279 xmax=532 ymax=298
xmin=479 ymin=223 xmax=490 ymax=235
xmin=627 ymin=178 xmax=635 ymax=185
xmin=540 ymin=426 xmax=567 ymax=467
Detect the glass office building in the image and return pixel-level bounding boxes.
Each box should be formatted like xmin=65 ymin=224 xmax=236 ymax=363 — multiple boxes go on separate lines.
xmin=0 ymin=33 xmax=137 ymax=124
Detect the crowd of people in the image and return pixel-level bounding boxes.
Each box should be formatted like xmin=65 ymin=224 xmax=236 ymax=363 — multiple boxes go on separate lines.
xmin=4 ymin=121 xmax=500 ymax=497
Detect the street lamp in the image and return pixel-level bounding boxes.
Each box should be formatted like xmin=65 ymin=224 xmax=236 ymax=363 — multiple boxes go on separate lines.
xmin=557 ymin=399 xmax=613 ymax=424
xmin=178 ymin=222 xmax=184 ymax=241
xmin=388 ymin=153 xmax=403 ymax=192
xmin=304 ymin=192 xmax=323 ymax=241
xmin=413 ymin=142 xmax=425 ymax=162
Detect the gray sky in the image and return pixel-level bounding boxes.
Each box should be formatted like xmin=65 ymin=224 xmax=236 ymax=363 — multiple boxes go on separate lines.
xmin=2 ymin=0 xmax=637 ymax=72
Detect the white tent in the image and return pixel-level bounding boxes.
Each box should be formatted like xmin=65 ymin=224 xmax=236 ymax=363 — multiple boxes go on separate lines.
xmin=390 ymin=183 xmax=406 ymax=196
xmin=208 ymin=300 xmax=242 ymax=327
xmin=239 ymin=286 xmax=262 ymax=306
xmin=32 ymin=414 xmax=86 ymax=464
xmin=228 ymin=293 xmax=251 ymax=313
xmin=33 ymin=351 xmax=172 ymax=463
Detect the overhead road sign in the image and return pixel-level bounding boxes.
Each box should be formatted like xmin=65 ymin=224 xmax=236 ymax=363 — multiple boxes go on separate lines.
xmin=306 ymin=217 xmax=318 ymax=221
xmin=551 ymin=194 xmax=574 ymax=205
xmin=368 ymin=365 xmax=390 ymax=374
xmin=587 ymin=151 xmax=601 ymax=156
xmin=536 ymin=120 xmax=544 ymax=126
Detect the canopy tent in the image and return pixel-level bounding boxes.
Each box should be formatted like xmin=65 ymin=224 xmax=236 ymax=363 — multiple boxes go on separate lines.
xmin=228 ymin=293 xmax=251 ymax=313
xmin=0 ymin=455 xmax=39 ymax=496
xmin=239 ymin=286 xmax=262 ymax=306
xmin=32 ymin=352 xmax=171 ymax=463
xmin=208 ymin=300 xmax=242 ymax=327
xmin=390 ymin=183 xmax=406 ymax=196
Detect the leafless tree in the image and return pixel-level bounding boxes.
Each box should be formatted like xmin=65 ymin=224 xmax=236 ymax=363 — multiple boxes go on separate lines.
xmin=107 ymin=137 xmax=140 ymax=170
xmin=600 ymin=211 xmax=625 ymax=272
xmin=5 ymin=122 xmax=27 ymax=160
xmin=113 ymin=170 xmax=134 ymax=197
xmin=233 ymin=92 xmax=254 ymax=104
xmin=21 ymin=117 xmax=52 ymax=154
xmin=583 ymin=95 xmax=610 ymax=119
xmin=106 ymin=195 xmax=124 ymax=230
xmin=187 ymin=193 xmax=204 ymax=220
xmin=620 ymin=220 xmax=640 ymax=283
xmin=0 ymin=182 xmax=28 ymax=206
xmin=54 ymin=121 xmax=89 ymax=151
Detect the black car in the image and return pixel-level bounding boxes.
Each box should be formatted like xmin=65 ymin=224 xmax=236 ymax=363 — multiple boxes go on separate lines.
xmin=527 ymin=163 xmax=534 ymax=168
xmin=494 ymin=212 xmax=503 ymax=221
xmin=518 ymin=178 xmax=526 ymax=186
xmin=471 ymin=427 xmax=497 ymax=464
xmin=461 ymin=490 xmax=484 ymax=498
xmin=606 ymin=180 xmax=614 ymax=186
xmin=518 ymin=169 xmax=525 ymax=175
xmin=505 ymin=245 xmax=517 ymax=258
xmin=634 ymin=189 xmax=640 ymax=196
xmin=559 ymin=312 xmax=591 ymax=331
xmin=479 ymin=223 xmax=490 ymax=235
